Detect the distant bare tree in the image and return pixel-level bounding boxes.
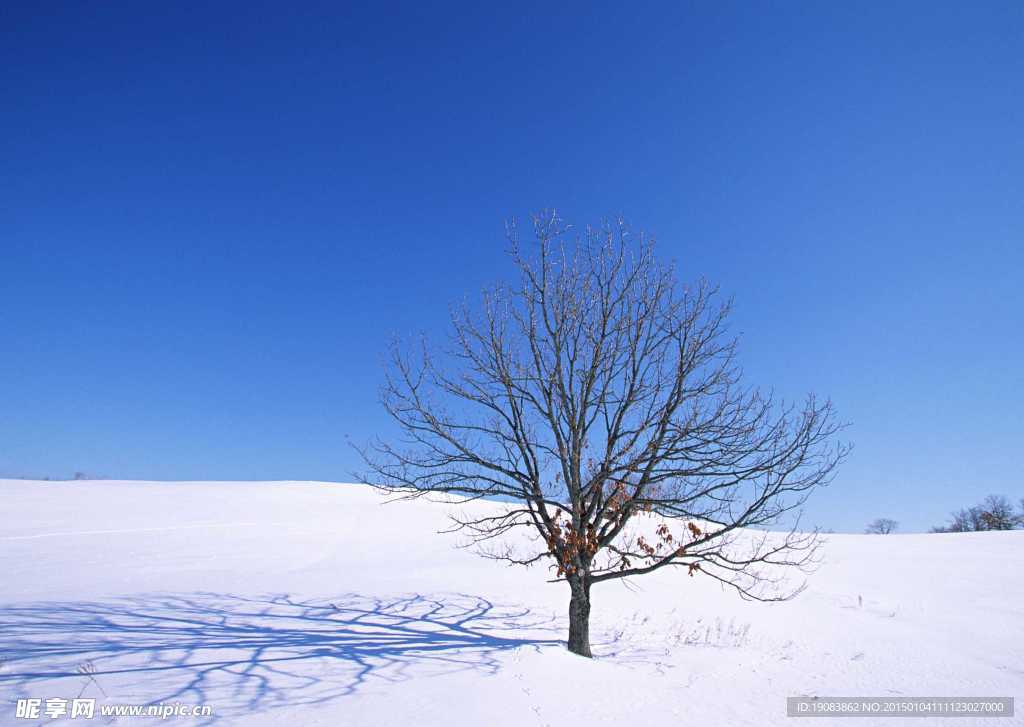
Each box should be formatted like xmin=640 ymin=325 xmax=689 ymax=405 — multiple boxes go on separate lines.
xmin=865 ymin=518 xmax=898 ymax=534
xmin=932 ymin=495 xmax=1018 ymax=532
xmin=360 ymin=213 xmax=848 ymax=657
xmin=947 ymin=506 xmax=986 ymax=532
xmin=979 ymin=495 xmax=1017 ymax=531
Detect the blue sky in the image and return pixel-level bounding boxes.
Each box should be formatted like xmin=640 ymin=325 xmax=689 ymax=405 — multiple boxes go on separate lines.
xmin=2 ymin=2 xmax=1021 ymax=532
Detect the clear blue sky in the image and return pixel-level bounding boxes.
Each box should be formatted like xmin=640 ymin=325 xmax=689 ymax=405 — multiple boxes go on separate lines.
xmin=2 ymin=2 xmax=1021 ymax=532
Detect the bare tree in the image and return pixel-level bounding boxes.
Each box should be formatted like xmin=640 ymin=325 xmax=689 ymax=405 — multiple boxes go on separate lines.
xmin=979 ymin=495 xmax=1017 ymax=531
xmin=865 ymin=518 xmax=898 ymax=534
xmin=360 ymin=213 xmax=848 ymax=657
xmin=932 ymin=495 xmax=1018 ymax=532
xmin=947 ymin=506 xmax=987 ymax=532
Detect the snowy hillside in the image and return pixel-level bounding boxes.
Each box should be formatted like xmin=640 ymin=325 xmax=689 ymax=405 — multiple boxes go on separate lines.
xmin=1 ymin=480 xmax=1021 ymax=726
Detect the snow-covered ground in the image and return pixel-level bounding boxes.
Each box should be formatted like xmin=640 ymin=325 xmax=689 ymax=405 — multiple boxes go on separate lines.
xmin=1 ymin=480 xmax=1020 ymax=726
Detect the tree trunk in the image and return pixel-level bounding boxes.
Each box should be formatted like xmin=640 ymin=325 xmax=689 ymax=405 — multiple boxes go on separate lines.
xmin=567 ymin=576 xmax=593 ymax=657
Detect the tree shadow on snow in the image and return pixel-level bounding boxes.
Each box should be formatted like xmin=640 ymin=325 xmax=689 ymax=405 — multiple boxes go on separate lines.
xmin=0 ymin=592 xmax=561 ymax=722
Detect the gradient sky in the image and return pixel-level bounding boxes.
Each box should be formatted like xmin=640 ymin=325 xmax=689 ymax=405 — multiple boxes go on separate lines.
xmin=2 ymin=2 xmax=1022 ymax=532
